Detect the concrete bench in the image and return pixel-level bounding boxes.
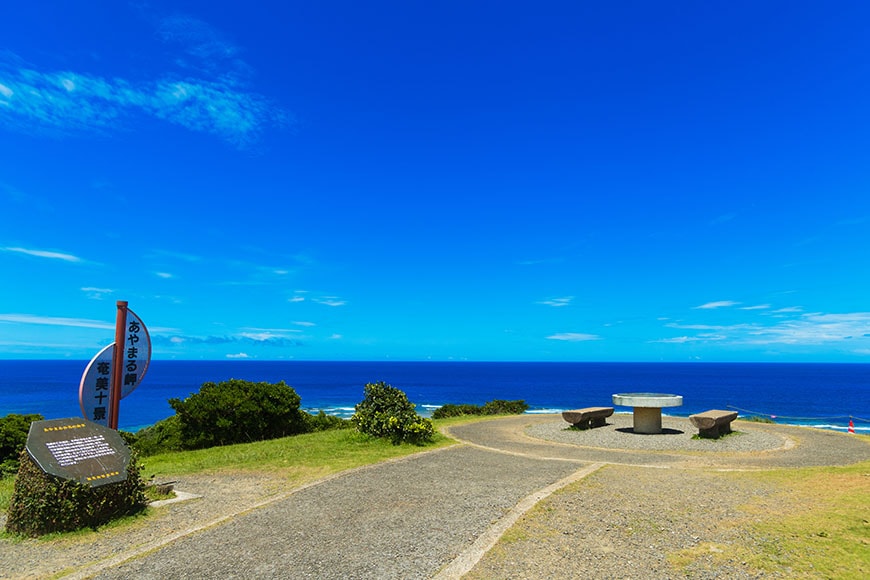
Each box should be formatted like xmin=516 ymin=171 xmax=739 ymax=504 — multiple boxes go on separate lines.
xmin=562 ymin=407 xmax=614 ymax=430
xmin=689 ymin=410 xmax=738 ymax=438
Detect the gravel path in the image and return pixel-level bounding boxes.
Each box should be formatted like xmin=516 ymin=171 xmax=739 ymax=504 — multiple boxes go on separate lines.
xmin=1 ymin=415 xmax=867 ymax=580
xmin=465 ymin=463 xmax=782 ymax=579
xmin=82 ymin=447 xmax=582 ymax=580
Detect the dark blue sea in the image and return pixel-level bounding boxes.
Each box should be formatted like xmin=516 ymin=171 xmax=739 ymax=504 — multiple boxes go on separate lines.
xmin=1 ymin=360 xmax=867 ymax=433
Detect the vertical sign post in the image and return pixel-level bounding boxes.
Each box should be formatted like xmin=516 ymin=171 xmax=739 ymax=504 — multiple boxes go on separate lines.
xmin=109 ymin=301 xmax=128 ymax=430
xmin=79 ymin=302 xmax=150 ymax=429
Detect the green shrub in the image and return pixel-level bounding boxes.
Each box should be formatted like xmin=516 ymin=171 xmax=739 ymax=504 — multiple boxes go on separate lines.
xmin=304 ymin=411 xmax=352 ymax=432
xmin=431 ymin=404 xmax=481 ymax=419
xmin=131 ymin=415 xmax=184 ymax=456
xmin=4 ymin=449 xmax=147 ymax=537
xmin=169 ymin=379 xmax=308 ymax=449
xmin=431 ymin=399 xmax=529 ymax=419
xmin=481 ymin=399 xmax=529 ymax=415
xmin=743 ymin=415 xmax=775 ymax=423
xmin=351 ymin=382 xmax=434 ymax=445
xmin=0 ymin=413 xmax=43 ymax=478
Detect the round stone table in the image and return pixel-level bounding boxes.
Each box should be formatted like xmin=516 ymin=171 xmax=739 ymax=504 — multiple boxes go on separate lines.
xmin=612 ymin=392 xmax=683 ymax=434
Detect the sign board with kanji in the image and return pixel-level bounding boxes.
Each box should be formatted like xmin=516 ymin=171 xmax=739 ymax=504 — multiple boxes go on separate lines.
xmin=79 ymin=307 xmax=151 ymax=426
xmin=25 ymin=418 xmax=131 ymax=487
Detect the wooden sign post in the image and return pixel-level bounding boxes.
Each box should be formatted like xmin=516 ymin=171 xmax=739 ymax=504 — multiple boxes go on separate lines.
xmin=109 ymin=301 xmax=128 ymax=430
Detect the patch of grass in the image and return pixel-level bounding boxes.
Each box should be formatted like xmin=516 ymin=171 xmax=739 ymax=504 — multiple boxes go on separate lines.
xmin=690 ymin=430 xmax=743 ymax=441
xmin=669 ymin=460 xmax=870 ymax=578
xmin=0 ymin=476 xmax=13 ymax=512
xmin=143 ymin=485 xmax=176 ymax=503
xmin=140 ymin=425 xmax=456 ymax=484
xmin=742 ymin=415 xmax=776 ymax=423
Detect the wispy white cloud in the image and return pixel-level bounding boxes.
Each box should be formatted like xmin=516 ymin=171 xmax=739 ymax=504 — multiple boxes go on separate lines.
xmin=694 ymin=300 xmax=740 ymax=310
xmin=546 ymin=332 xmax=601 ymax=342
xmin=243 ymin=326 xmax=301 ymax=333
xmin=226 ymin=352 xmax=250 ymax=359
xmin=313 ymin=297 xmax=347 ymax=307
xmin=770 ymin=306 xmax=803 ymax=314
xmin=0 ymin=313 xmax=113 ymax=329
xmin=289 ymin=290 xmax=309 ymax=303
xmin=745 ymin=312 xmax=870 ymax=345
xmin=652 ymin=336 xmax=702 ymax=344
xmin=153 ymin=332 xmax=301 ymax=347
xmin=157 ymin=14 xmax=251 ymax=78
xmin=0 ymin=313 xmax=177 ymax=333
xmin=238 ymin=331 xmax=285 ymax=341
xmin=155 ymin=271 xmax=173 ymax=279
xmin=666 ymin=323 xmax=732 ymax=331
xmin=1 ymin=246 xmax=83 ymax=262
xmin=537 ymin=296 xmax=573 ymax=307
xmin=81 ymin=287 xmax=114 ymax=300
xmin=740 ymin=304 xmax=770 ymax=310
xmin=0 ymin=16 xmax=289 ymax=149
xmin=329 ymin=333 xmax=343 ymax=340
xmin=293 ymin=321 xmax=316 ymax=327
xmin=657 ymin=311 xmax=870 ymax=347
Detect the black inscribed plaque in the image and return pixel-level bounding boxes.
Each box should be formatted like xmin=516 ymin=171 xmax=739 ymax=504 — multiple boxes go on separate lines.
xmin=25 ymin=418 xmax=131 ymax=487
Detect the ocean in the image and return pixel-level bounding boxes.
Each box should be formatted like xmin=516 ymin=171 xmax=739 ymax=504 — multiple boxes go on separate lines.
xmin=1 ymin=360 xmax=868 ymax=434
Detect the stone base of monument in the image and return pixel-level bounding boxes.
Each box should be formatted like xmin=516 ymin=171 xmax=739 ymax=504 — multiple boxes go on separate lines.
xmin=4 ymin=418 xmax=147 ymax=537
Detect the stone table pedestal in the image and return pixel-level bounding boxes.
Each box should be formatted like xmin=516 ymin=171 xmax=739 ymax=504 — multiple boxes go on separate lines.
xmin=612 ymin=393 xmax=683 ymax=434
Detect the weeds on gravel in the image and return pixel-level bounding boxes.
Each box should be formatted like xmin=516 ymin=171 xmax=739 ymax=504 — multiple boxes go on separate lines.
xmin=690 ymin=430 xmax=743 ymax=441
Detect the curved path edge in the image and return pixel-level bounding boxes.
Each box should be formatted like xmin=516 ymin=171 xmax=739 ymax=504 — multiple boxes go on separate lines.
xmin=433 ymin=462 xmax=604 ymax=579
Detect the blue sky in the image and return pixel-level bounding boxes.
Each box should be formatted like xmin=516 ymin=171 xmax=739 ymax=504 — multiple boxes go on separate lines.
xmin=1 ymin=1 xmax=869 ymax=362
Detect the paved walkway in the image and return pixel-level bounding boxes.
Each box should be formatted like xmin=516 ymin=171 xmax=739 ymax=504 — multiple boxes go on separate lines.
xmin=56 ymin=416 xmax=869 ymax=579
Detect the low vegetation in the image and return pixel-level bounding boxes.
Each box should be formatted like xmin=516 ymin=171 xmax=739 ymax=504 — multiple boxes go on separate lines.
xmin=351 ymin=381 xmax=435 ymax=445
xmin=5 ymin=449 xmax=146 ymax=537
xmin=168 ymin=379 xmax=312 ymax=449
xmin=0 ymin=413 xmax=43 ymax=478
xmin=129 ymin=380 xmax=352 ymax=456
xmin=432 ymin=399 xmax=529 ymax=419
xmin=742 ymin=415 xmax=776 ymax=424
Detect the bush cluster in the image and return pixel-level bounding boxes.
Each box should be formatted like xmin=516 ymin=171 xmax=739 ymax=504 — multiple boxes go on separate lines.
xmin=4 ymin=449 xmax=147 ymax=537
xmin=127 ymin=415 xmax=184 ymax=456
xmin=0 ymin=413 xmax=43 ymax=478
xmin=168 ymin=379 xmax=309 ymax=449
xmin=352 ymin=381 xmax=434 ymax=445
xmin=129 ymin=380 xmax=352 ymax=456
xmin=432 ymin=399 xmax=529 ymax=419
